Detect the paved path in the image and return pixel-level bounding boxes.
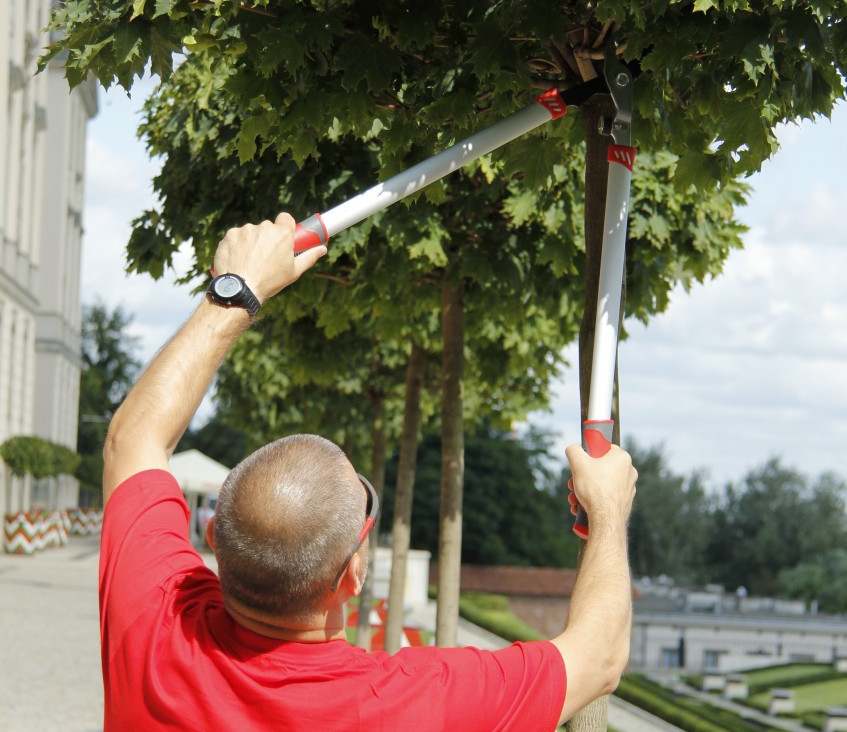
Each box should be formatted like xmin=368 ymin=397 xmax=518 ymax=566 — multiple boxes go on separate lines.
xmin=0 ymin=535 xmax=104 ymax=732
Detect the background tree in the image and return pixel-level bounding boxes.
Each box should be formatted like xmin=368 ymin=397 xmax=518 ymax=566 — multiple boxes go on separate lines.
xmin=625 ymin=441 xmax=710 ymax=584
xmin=779 ymin=548 xmax=847 ymax=614
xmin=382 ymin=426 xmax=580 ymax=568
xmin=177 ymin=410 xmax=249 ymax=469
xmin=704 ymin=460 xmax=847 ymax=595
xmin=77 ymin=302 xmax=141 ymax=505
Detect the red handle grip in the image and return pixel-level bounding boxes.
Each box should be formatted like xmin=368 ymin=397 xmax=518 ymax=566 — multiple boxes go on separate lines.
xmin=572 ymin=420 xmax=614 ymax=539
xmin=294 ymin=213 xmax=329 ymax=253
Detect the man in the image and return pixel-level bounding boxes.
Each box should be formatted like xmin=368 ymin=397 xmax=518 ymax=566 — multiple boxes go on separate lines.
xmin=101 ymin=213 xmax=637 ymax=730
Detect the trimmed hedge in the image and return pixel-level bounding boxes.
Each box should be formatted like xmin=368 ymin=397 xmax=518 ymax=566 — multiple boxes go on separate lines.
xmin=458 ymin=592 xmax=545 ymax=643
xmin=616 ymin=674 xmax=785 ymax=732
xmin=0 ymin=436 xmax=80 ymax=479
xmin=744 ymin=664 xmax=847 ymax=696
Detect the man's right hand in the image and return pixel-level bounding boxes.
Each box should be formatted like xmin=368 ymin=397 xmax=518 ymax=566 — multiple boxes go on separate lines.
xmin=565 ymin=444 xmax=637 ymax=531
xmin=213 ymin=212 xmax=327 ymax=306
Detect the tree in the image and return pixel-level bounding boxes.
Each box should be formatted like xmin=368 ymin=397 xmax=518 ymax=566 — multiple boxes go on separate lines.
xmin=704 ymin=460 xmax=847 ymax=595
xmin=779 ymin=548 xmax=847 ymax=614
xmin=624 ymin=441 xmax=710 ymax=584
xmin=177 ymin=411 xmax=249 ymax=469
xmin=382 ymin=426 xmax=580 ymax=568
xmin=77 ymin=302 xmax=141 ymax=503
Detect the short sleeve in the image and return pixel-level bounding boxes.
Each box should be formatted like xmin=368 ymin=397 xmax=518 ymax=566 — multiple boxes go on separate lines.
xmin=99 ymin=470 xmax=210 ymax=661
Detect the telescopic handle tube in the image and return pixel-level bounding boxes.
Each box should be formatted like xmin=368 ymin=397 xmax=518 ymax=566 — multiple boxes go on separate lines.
xmin=293 ymin=90 xmax=567 ymax=252
xmin=574 ymin=144 xmax=636 ymax=539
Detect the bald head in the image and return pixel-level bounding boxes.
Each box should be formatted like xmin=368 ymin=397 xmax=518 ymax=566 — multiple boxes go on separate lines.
xmin=214 ymin=434 xmax=366 ymax=620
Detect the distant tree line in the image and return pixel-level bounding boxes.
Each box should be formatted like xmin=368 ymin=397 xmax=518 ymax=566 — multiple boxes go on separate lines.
xmin=624 ymin=442 xmax=847 ymax=613
xmin=382 ymin=434 xmax=847 ymax=614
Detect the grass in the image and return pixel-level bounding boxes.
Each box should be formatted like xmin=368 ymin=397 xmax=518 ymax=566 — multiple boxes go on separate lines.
xmin=457 ymin=592 xmax=545 ymax=643
xmin=744 ymin=663 xmax=832 ymax=690
xmin=749 ymin=678 xmax=847 ymax=714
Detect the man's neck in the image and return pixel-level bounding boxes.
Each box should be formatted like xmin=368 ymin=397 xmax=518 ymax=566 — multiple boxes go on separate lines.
xmin=223 ymin=597 xmax=348 ymax=643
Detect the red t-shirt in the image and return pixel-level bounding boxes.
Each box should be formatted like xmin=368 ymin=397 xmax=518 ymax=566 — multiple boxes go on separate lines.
xmin=99 ymin=469 xmax=567 ymax=731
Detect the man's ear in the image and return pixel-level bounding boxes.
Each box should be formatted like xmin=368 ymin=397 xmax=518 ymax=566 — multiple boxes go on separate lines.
xmin=205 ymin=514 xmax=216 ymax=550
xmin=343 ymin=552 xmax=366 ymax=597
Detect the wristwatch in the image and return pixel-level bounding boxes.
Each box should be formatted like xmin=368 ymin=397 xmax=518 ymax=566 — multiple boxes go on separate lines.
xmin=207 ymin=273 xmax=261 ymax=316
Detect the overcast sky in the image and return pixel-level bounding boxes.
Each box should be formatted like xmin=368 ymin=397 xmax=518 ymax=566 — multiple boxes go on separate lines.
xmin=82 ymin=79 xmax=847 ymax=487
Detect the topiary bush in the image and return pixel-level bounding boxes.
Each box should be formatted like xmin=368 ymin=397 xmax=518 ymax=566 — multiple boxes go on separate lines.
xmin=0 ymin=436 xmax=81 ymax=479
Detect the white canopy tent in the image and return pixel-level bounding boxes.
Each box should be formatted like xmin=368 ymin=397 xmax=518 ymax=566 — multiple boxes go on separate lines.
xmin=169 ymin=449 xmax=231 ymax=546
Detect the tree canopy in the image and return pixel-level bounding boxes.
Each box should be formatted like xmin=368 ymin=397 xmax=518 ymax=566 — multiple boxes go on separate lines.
xmin=45 ymin=1 xmax=847 ymax=185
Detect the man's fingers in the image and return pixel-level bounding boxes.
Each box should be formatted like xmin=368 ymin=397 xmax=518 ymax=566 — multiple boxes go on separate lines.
xmin=564 ymin=443 xmax=589 ymax=470
xmin=274 ymin=212 xmax=295 ymax=230
xmin=293 ymin=245 xmax=328 ymax=276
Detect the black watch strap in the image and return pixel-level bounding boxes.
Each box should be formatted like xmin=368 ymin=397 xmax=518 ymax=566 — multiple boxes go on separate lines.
xmin=207 ymin=273 xmax=261 ymax=317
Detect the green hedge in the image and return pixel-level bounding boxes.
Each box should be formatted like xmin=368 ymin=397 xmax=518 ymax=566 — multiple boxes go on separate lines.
xmin=0 ymin=436 xmax=80 ymax=479
xmin=744 ymin=664 xmax=847 ymax=696
xmin=457 ymin=592 xmax=545 ymax=643
xmin=615 ymin=674 xmax=784 ymax=732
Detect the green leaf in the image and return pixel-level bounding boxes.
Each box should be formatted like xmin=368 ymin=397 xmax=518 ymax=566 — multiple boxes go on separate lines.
xmin=499 ymin=136 xmax=555 ymax=190
xmin=113 ymin=22 xmax=145 ymax=65
xmin=467 ymin=20 xmax=515 ymax=80
xmin=335 ymin=34 xmax=399 ymax=94
xmin=235 ymin=112 xmax=271 ymax=163
xmin=152 ymin=0 xmax=176 ymax=19
xmin=131 ymin=0 xmax=147 ymax=20
xmin=673 ymin=150 xmax=719 ymax=190
xmin=150 ymin=23 xmax=176 ymax=79
xmin=692 ymin=0 xmax=716 ymax=12
xmin=502 ymin=189 xmax=536 ymax=228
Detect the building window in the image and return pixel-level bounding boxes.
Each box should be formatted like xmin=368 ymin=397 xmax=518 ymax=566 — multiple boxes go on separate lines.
xmin=661 ymin=648 xmax=680 ymax=669
xmin=704 ymin=650 xmax=724 ymax=670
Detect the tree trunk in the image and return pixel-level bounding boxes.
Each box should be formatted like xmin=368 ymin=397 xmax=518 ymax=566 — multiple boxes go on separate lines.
xmin=436 ymin=277 xmax=465 ymax=647
xmin=568 ymin=94 xmax=618 ymax=732
xmin=384 ymin=344 xmax=427 ymax=654
xmin=356 ymin=394 xmax=388 ymax=650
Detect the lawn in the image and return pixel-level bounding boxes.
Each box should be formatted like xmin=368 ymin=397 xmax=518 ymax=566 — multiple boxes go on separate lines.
xmin=744 ymin=663 xmax=832 ymax=689
xmin=749 ymin=678 xmax=847 ymax=714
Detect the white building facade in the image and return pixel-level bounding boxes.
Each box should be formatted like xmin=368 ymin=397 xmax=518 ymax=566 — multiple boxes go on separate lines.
xmin=0 ymin=0 xmax=97 ymax=513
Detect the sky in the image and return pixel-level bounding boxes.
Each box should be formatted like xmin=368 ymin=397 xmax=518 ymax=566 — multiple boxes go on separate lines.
xmin=82 ymin=78 xmax=847 ymax=488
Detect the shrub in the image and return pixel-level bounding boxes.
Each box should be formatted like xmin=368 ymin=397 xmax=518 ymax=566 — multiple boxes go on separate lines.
xmin=0 ymin=436 xmax=81 ymax=478
xmin=457 ymin=592 xmax=544 ymax=643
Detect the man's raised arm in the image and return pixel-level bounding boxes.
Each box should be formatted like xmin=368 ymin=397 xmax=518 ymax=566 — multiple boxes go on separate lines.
xmin=102 ymin=213 xmax=326 ymax=504
xmin=552 ymin=444 xmax=637 ymax=723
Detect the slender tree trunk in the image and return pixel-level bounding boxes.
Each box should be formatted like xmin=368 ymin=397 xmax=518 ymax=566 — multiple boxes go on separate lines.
xmin=568 ymin=94 xmax=617 ymax=732
xmin=356 ymin=395 xmax=388 ymax=650
xmin=436 ymin=277 xmax=464 ymax=647
xmin=384 ymin=344 xmax=427 ymax=654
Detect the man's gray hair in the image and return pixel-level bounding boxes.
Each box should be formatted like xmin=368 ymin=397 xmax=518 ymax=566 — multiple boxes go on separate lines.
xmin=214 ymin=434 xmax=365 ymax=620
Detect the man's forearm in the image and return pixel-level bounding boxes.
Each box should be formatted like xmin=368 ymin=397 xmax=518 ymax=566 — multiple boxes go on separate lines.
xmin=567 ymin=522 xmax=632 ymax=669
xmin=102 ymin=300 xmax=250 ymax=502
xmin=552 ymin=519 xmax=632 ymax=721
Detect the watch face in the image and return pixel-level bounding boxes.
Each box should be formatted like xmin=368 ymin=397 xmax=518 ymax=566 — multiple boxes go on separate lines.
xmin=215 ymin=275 xmax=243 ymax=298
